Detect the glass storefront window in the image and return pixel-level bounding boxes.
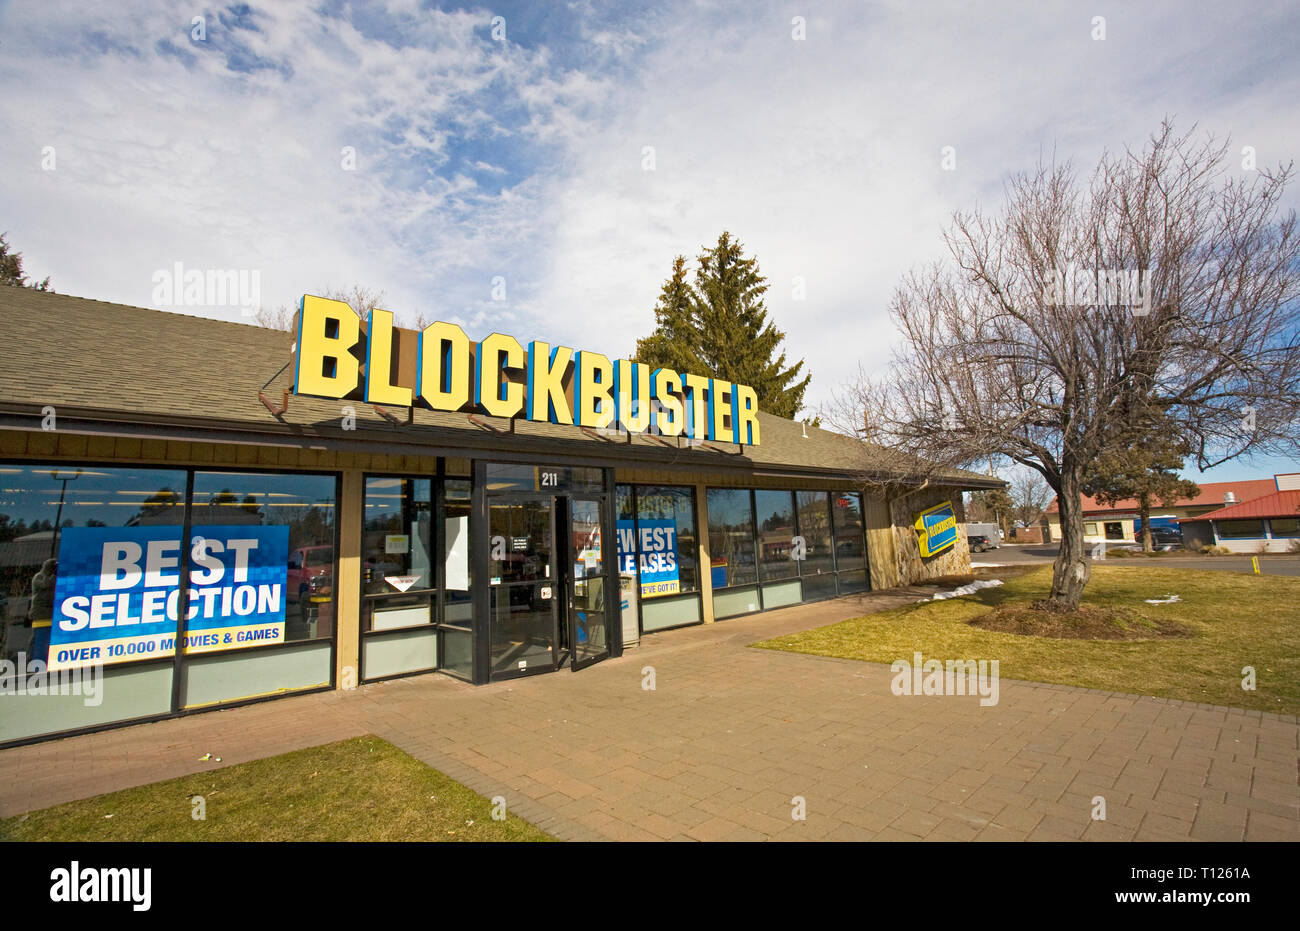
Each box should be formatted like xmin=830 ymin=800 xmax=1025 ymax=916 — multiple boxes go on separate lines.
xmin=616 ymin=484 xmax=703 ymax=634
xmin=442 ymin=479 xmax=472 ymax=627
xmin=707 ymin=488 xmax=756 ymax=588
xmin=795 ymin=491 xmax=834 ymax=574
xmin=755 ymin=490 xmax=799 ymax=582
xmin=361 ymin=477 xmax=434 ymax=631
xmin=191 ymin=471 xmax=337 ymax=645
xmin=1217 ymin=519 xmax=1265 ymax=538
xmin=1270 ymin=518 xmax=1299 ymax=538
xmin=2 ymin=463 xmax=341 ymax=740
xmin=360 ymin=473 xmax=457 ymax=681
xmin=796 ymin=490 xmax=836 ymax=599
xmin=831 ymin=492 xmax=867 ymax=572
xmin=623 ymin=486 xmax=699 ymax=596
xmin=708 ymin=485 xmax=873 ymax=612
xmin=1 ymin=466 xmax=187 ymax=671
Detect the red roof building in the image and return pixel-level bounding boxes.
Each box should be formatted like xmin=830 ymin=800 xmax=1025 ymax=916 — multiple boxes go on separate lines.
xmin=1045 ymin=479 xmax=1278 ymax=517
xmin=1176 ymin=487 xmax=1300 ymax=553
xmin=1180 ymin=489 xmax=1300 ymax=523
xmin=1042 ymin=474 xmax=1299 ymax=549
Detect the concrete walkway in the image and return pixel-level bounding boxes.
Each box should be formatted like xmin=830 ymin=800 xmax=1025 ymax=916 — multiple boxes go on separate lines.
xmin=2 ymin=589 xmax=1296 ymax=841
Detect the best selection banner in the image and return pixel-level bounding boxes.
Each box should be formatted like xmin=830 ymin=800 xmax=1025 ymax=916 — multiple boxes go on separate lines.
xmin=617 ymin=519 xmax=680 ymax=598
xmin=47 ymin=525 xmax=290 ymax=671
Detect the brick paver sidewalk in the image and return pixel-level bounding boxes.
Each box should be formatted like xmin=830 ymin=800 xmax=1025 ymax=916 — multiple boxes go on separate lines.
xmin=2 ymin=589 xmax=1296 ymax=841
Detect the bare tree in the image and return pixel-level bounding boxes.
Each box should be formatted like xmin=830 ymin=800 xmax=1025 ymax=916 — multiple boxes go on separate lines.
xmin=252 ymin=285 xmax=388 ymax=332
xmin=826 ymin=121 xmax=1300 ymax=610
xmin=320 ymin=284 xmax=386 ymax=318
xmin=1009 ymin=468 xmax=1052 ymax=529
xmin=252 ymin=304 xmax=295 ymax=331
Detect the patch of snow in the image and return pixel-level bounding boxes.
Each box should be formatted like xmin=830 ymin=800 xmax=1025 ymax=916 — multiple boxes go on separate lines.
xmin=1143 ymin=594 xmax=1182 ymax=604
xmin=931 ymin=579 xmax=1004 ymax=601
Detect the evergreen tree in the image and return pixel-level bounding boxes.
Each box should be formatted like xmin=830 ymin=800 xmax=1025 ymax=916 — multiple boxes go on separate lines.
xmin=636 ymin=232 xmax=812 ymax=419
xmin=634 ymin=255 xmax=698 ymax=374
xmin=1083 ymin=408 xmax=1200 ymax=551
xmin=0 ymin=232 xmax=51 ymax=290
xmin=968 ymin=487 xmax=1014 ymax=538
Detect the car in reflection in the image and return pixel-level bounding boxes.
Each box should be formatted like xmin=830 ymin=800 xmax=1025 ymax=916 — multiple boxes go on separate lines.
xmin=1135 ymin=526 xmax=1184 ymax=549
xmin=287 ymin=545 xmax=333 ymax=604
xmin=967 ymin=533 xmax=997 ymax=553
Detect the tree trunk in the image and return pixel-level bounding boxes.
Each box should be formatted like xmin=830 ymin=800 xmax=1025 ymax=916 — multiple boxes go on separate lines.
xmin=1139 ymin=492 xmax=1153 ymax=553
xmin=1047 ymin=466 xmax=1090 ymax=610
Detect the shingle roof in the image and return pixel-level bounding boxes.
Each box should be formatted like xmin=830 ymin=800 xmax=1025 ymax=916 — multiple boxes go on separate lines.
xmin=1178 ymin=490 xmax=1300 ymax=522
xmin=0 ymin=288 xmax=999 ymax=487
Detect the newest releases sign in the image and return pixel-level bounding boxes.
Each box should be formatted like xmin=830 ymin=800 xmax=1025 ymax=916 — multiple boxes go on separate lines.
xmin=914 ymin=501 xmax=958 ymax=558
xmin=291 ymin=294 xmax=762 ymax=445
xmin=617 ymin=519 xmax=681 ymax=598
xmin=48 ymin=525 xmax=289 ymax=671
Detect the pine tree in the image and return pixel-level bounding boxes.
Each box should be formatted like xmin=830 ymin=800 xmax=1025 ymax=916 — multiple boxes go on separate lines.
xmin=634 ymin=256 xmax=698 ymax=374
xmin=1083 ymin=407 xmax=1200 ymax=551
xmin=968 ymin=487 xmax=1014 ymax=538
xmin=636 ymin=232 xmax=812 ymax=419
xmin=0 ymin=232 xmax=51 ymax=290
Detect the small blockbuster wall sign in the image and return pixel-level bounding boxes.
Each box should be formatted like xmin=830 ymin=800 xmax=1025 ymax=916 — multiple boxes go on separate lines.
xmin=291 ymin=294 xmax=761 ymax=446
xmin=914 ymin=500 xmax=958 ymax=558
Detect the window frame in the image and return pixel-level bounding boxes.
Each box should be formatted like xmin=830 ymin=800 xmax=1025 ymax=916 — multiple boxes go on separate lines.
xmin=0 ymin=458 xmax=341 ymax=749
xmin=1216 ymin=519 xmax=1267 ymax=539
xmin=616 ymin=483 xmax=704 ymax=636
xmin=1268 ymin=517 xmax=1300 ymax=538
xmin=706 ymin=485 xmax=872 ymax=619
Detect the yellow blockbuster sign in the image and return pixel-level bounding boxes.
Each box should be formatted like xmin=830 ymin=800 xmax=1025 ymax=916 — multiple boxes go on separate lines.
xmin=914 ymin=501 xmax=958 ymax=558
xmin=290 ymin=294 xmax=761 ymax=445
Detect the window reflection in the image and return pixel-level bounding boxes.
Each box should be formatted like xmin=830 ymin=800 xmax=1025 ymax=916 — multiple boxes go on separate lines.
xmin=193 ymin=472 xmax=337 ymax=643
xmin=707 ymin=488 xmax=756 ymax=588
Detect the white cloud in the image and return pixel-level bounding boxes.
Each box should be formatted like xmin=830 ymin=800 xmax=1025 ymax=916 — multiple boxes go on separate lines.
xmin=2 ymin=0 xmax=1296 ymax=422
xmin=0 ymin=0 xmax=607 ymax=325
xmin=528 ymin=0 xmax=1300 ymax=413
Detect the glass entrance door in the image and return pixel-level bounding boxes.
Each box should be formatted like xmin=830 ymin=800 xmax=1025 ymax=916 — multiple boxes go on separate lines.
xmin=568 ymin=497 xmax=609 ymax=669
xmin=488 ymin=496 xmax=563 ymax=677
xmin=485 ymin=491 xmax=613 ymax=679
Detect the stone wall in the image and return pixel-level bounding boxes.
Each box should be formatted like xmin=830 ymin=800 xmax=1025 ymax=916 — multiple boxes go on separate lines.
xmin=888 ymin=487 xmax=971 ymax=585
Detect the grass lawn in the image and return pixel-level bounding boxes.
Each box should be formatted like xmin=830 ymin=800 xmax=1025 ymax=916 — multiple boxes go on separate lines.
xmin=0 ymin=735 xmax=553 ymax=842
xmin=754 ymin=565 xmax=1300 ymax=715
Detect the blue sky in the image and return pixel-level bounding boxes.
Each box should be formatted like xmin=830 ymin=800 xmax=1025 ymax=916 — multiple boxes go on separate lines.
xmin=1 ymin=0 xmax=1297 ymax=484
